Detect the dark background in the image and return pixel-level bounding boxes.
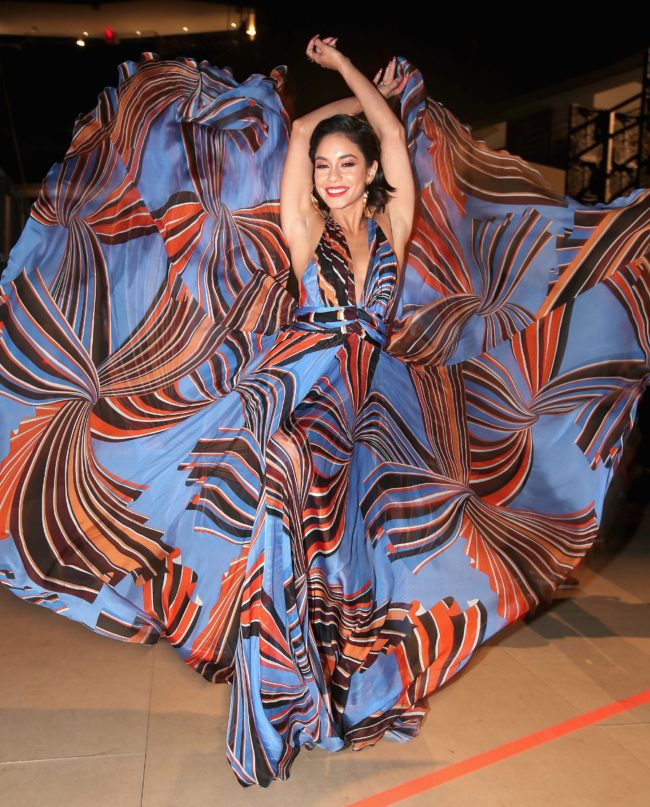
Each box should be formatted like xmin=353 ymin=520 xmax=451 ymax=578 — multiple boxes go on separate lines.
xmin=1 ymin=1 xmax=648 ymax=184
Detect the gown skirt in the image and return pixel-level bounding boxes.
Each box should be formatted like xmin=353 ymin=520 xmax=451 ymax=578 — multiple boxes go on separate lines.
xmin=1 ymin=52 xmax=649 ymax=787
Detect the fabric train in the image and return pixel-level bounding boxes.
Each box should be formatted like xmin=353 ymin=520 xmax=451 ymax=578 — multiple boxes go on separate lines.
xmin=1 ymin=52 xmax=648 ymax=787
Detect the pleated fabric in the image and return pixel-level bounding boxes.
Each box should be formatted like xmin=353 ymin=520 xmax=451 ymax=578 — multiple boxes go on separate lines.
xmin=1 ymin=52 xmax=648 ymax=787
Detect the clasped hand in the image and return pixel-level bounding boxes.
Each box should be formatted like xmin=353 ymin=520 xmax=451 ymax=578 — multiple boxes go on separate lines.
xmin=306 ymin=34 xmax=407 ymax=100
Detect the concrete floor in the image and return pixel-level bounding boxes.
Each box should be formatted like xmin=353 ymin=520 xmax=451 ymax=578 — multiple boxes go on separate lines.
xmin=1 ymin=470 xmax=648 ymax=806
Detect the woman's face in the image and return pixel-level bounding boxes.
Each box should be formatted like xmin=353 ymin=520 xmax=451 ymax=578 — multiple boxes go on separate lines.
xmin=313 ymin=133 xmax=377 ymax=211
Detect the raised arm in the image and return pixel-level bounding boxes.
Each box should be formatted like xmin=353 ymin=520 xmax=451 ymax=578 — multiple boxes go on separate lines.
xmin=281 ymin=40 xmax=408 ymax=260
xmin=293 ymin=36 xmax=408 ymax=137
xmin=305 ymin=36 xmax=415 ymax=251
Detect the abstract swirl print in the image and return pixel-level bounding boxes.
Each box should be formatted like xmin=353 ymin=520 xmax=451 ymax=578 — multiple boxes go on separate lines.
xmin=0 ymin=53 xmax=648 ymax=788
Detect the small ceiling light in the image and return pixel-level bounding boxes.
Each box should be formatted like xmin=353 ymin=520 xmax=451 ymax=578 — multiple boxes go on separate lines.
xmin=246 ymin=12 xmax=256 ymax=40
xmin=76 ymin=39 xmax=85 ymax=47
xmin=182 ymin=26 xmax=188 ymax=32
xmin=136 ymin=30 xmax=141 ymax=35
xmin=230 ymin=22 xmax=237 ymax=28
xmin=83 ymin=30 xmax=89 ymax=36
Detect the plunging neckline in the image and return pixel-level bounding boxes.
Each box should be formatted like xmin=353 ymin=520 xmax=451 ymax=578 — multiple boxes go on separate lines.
xmin=327 ymin=216 xmax=375 ymax=308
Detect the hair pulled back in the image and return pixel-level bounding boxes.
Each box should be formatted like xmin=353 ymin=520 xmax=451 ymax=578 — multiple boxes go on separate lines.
xmin=308 ymin=114 xmax=396 ymax=216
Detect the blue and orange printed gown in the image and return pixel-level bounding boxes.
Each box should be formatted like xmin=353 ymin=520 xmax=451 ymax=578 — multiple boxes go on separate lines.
xmin=1 ymin=53 xmax=649 ymax=787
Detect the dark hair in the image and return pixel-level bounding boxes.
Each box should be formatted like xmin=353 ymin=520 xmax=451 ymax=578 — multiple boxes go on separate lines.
xmin=308 ymin=114 xmax=396 ymax=216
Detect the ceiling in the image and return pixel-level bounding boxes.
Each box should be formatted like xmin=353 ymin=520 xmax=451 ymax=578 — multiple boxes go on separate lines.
xmin=0 ymin=1 xmax=253 ymax=40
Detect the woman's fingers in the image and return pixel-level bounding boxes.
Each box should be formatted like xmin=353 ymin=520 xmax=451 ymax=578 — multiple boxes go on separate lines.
xmin=306 ymin=34 xmax=324 ymax=62
xmin=373 ymin=57 xmax=397 ymax=89
xmin=373 ymin=58 xmax=407 ymax=98
xmin=306 ymin=33 xmax=338 ymax=62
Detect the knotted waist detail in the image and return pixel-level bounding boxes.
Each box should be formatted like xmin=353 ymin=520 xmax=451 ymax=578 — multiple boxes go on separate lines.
xmin=291 ymin=305 xmax=387 ymax=348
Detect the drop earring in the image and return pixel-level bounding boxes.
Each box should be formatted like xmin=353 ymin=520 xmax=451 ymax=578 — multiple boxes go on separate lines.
xmin=311 ymin=188 xmax=328 ymax=220
xmin=362 ymin=187 xmax=372 ymax=219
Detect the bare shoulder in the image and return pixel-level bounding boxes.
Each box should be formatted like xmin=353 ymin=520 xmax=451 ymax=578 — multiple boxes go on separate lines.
xmin=283 ymin=207 xmax=327 ymax=284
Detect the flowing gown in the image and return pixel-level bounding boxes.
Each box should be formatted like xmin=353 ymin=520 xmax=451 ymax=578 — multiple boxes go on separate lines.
xmin=1 ymin=52 xmax=649 ymax=788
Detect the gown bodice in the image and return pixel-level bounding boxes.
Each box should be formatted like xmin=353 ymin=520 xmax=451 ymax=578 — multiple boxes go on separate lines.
xmin=292 ymin=214 xmax=399 ymax=348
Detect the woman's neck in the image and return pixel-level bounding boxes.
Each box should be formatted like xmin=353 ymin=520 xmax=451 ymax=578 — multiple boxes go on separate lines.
xmin=328 ymin=205 xmax=368 ymax=235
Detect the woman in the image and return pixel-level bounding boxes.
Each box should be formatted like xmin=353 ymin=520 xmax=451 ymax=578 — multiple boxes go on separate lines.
xmin=0 ymin=35 xmax=648 ymax=790
xmin=281 ymin=35 xmax=414 ymax=306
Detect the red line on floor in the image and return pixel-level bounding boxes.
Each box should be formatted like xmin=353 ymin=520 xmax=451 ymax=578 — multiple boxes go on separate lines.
xmin=347 ymin=688 xmax=650 ymax=807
